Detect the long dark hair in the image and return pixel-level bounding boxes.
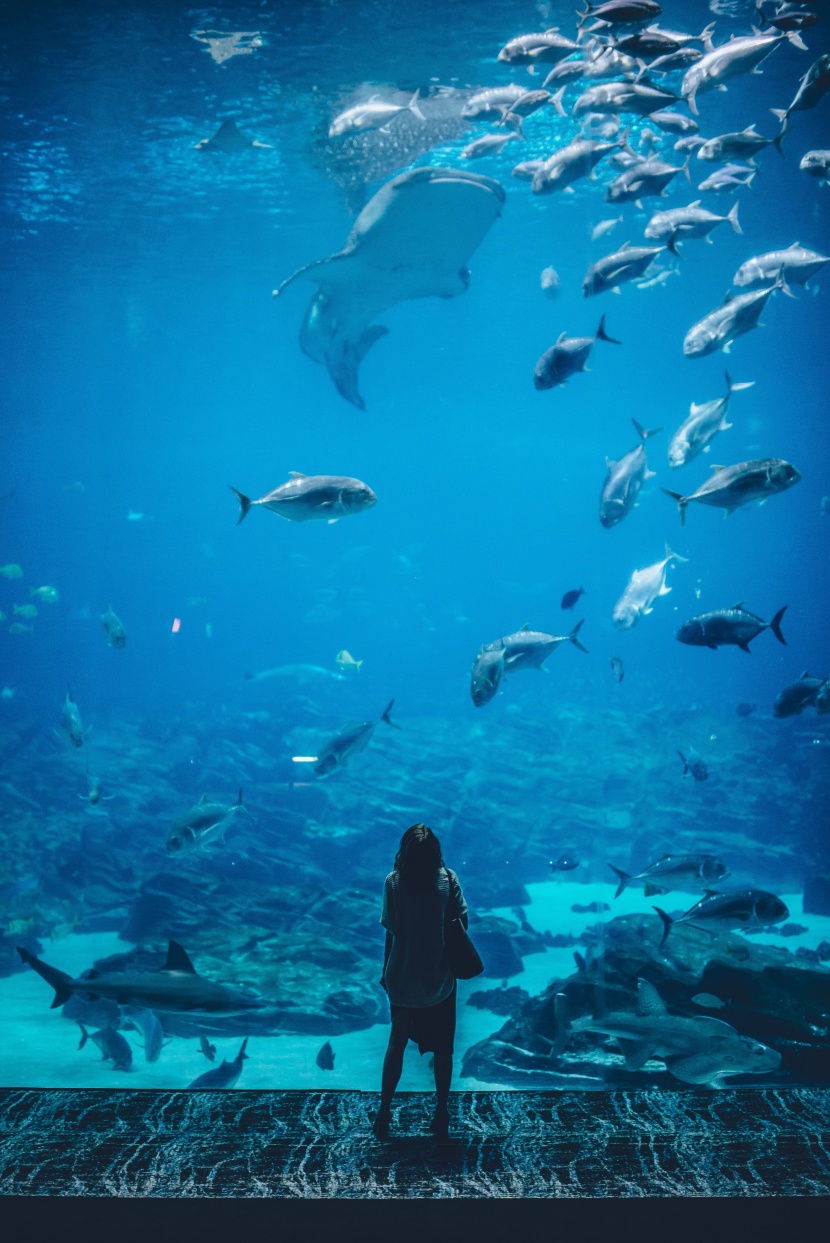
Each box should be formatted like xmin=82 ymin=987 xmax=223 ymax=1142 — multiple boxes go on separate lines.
xmin=394 ymin=824 xmax=444 ymax=889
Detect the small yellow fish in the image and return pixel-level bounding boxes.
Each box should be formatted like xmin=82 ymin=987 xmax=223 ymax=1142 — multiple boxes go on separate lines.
xmin=30 ymin=586 xmax=60 ymax=604
xmin=0 ymin=563 xmax=22 ymax=579
xmin=9 ymin=622 xmax=33 ymax=635
xmin=50 ymin=918 xmax=78 ymax=941
xmin=335 ymin=650 xmax=363 ymax=672
xmin=6 ymin=918 xmax=34 ymax=936
xmin=13 ymin=604 xmax=37 ymax=619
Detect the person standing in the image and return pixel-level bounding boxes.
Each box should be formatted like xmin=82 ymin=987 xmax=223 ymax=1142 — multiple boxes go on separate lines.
xmin=373 ymin=823 xmax=468 ymax=1140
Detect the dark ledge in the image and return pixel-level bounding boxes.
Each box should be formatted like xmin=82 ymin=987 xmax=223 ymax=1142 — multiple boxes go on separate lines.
xmin=1 ymin=1087 xmax=829 ymax=1199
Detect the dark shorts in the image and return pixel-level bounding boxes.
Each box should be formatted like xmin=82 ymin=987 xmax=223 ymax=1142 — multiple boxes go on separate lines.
xmin=390 ymin=985 xmax=457 ymax=1056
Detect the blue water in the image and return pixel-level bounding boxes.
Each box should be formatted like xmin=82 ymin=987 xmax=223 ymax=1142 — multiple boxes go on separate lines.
xmin=1 ymin=0 xmax=829 ymax=1091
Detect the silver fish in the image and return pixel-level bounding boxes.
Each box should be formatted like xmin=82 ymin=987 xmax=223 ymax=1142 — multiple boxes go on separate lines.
xmin=800 ymin=149 xmax=830 ymax=184
xmin=531 ymin=131 xmax=631 ymax=195
xmin=534 ymin=314 xmax=621 ymax=389
xmin=77 ymin=1023 xmax=132 ymax=1072
xmin=645 ymin=199 xmax=741 ymax=245
xmin=655 ymin=889 xmax=788 ymax=945
xmin=121 ymin=1007 xmax=164 ymax=1063
xmin=667 ymin=370 xmax=753 ymax=468
xmin=696 ymin=125 xmax=776 ymax=164
xmin=60 ymin=689 xmax=84 ymax=749
xmin=613 ymin=544 xmax=687 ymax=630
xmin=604 ymin=154 xmax=690 ymax=203
xmin=771 ymin=53 xmax=830 ymax=149
xmin=599 ymin=418 xmax=661 ymax=528
xmin=461 ymin=85 xmax=526 ymax=121
xmin=676 ymin=603 xmax=787 ymax=652
xmin=470 ymin=647 xmax=506 ymax=707
xmin=682 ymin=278 xmax=788 ymax=357
xmin=650 ymin=110 xmax=699 ymax=135
xmin=314 ymin=700 xmax=399 ymax=776
xmin=662 ymin=458 xmax=801 ymax=523
xmin=481 ymin=621 xmax=589 ymax=674
xmin=166 ymin=790 xmax=248 ymax=854
xmin=610 ymin=852 xmax=729 ymax=897
xmin=697 ymin=163 xmax=756 ymax=193
xmin=583 ymin=241 xmax=669 ymax=295
xmin=329 ymin=91 xmax=424 ymax=138
xmin=229 ymin=473 xmax=376 ymax=524
xmin=187 ymin=1038 xmax=249 ymax=1089
xmin=498 ymin=30 xmax=580 ymax=65
xmin=101 ymin=605 xmax=126 ymax=649
xmin=773 ymin=671 xmax=827 ymax=717
xmin=573 ymin=81 xmax=678 ymax=117
xmin=461 ymin=132 xmax=520 ymax=159
xmin=733 ymin=244 xmax=829 ymax=289
xmin=682 ymin=29 xmax=807 ymax=115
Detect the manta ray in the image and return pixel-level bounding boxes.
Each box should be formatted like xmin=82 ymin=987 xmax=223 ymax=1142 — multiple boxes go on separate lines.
xmin=273 ymin=166 xmax=505 ymax=409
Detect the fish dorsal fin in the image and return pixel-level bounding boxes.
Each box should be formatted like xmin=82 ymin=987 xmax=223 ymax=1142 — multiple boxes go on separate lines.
xmin=636 ymin=979 xmax=666 ymax=1017
xmin=730 ymin=601 xmax=744 ymax=610
xmin=689 ymin=199 xmax=701 ymax=208
xmin=605 ymin=456 xmax=616 ymax=469
xmin=518 ymin=622 xmax=531 ymax=632
xmin=162 ymin=941 xmax=197 ymax=974
xmin=556 ymin=331 xmax=567 ymax=345
xmin=288 ymin=471 xmax=307 ymax=479
xmin=710 ymin=464 xmax=725 ymax=471
xmin=723 ymin=290 xmax=733 ymax=304
xmin=199 ymin=793 xmax=208 ymax=805
xmin=620 ymin=240 xmax=631 ymax=249
xmin=703 ymin=889 xmax=721 ymax=897
xmin=799 ymin=670 xmax=810 ymax=679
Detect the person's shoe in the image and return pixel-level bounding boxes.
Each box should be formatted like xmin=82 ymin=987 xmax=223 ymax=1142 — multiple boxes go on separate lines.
xmin=372 ymin=1107 xmax=391 ymax=1140
xmin=430 ymin=1106 xmax=449 ymax=1139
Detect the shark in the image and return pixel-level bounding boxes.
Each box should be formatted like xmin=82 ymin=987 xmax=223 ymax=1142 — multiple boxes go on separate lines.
xmin=273 ymin=166 xmax=504 ymax=409
xmin=554 ymin=979 xmax=781 ymax=1087
xmin=18 ymin=941 xmax=268 ymax=1016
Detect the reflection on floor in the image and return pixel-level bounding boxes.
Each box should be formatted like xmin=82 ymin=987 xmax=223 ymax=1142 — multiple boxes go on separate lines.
xmin=1 ymin=1087 xmax=829 ymax=1198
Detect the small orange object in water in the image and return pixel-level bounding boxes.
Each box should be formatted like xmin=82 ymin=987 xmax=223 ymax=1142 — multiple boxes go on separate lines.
xmin=171 ymin=618 xmax=181 ymax=633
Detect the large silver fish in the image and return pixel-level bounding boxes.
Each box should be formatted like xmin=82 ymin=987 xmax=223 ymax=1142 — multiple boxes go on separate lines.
xmin=481 ymin=621 xmax=589 ymax=673
xmin=599 ymin=418 xmax=661 ymax=528
xmin=497 ymin=30 xmax=580 ymax=65
xmin=533 ymin=314 xmax=621 ymax=388
xmin=799 ymin=149 xmax=830 ymax=184
xmin=771 ymin=53 xmax=830 ymax=149
xmin=645 ymin=199 xmax=741 ymax=246
xmin=732 ymin=244 xmax=829 ymax=290
xmin=610 ymin=853 xmax=729 ymax=898
xmin=667 ymin=370 xmax=753 ymax=468
xmin=604 ymin=154 xmax=690 ymax=203
xmin=329 ymin=91 xmax=425 ymax=138
xmin=696 ymin=125 xmax=777 ymax=163
xmin=662 ymin=458 xmax=801 ymax=523
xmin=60 ymin=689 xmax=84 ymax=749
xmin=676 ymin=603 xmax=788 ymax=652
xmin=583 ymin=241 xmax=669 ymax=295
xmin=773 ymin=671 xmax=828 ymax=717
xmin=314 ymin=700 xmax=399 ymax=776
xmin=531 ymin=132 xmax=630 ymax=195
xmin=229 ymin=473 xmax=376 ymax=524
xmin=470 ymin=647 xmax=507 ymax=708
xmin=654 ymin=889 xmax=789 ymax=945
xmin=612 ymin=544 xmax=687 ymax=630
xmin=682 ymin=277 xmax=788 ymax=357
xmin=572 ymin=81 xmax=678 ymax=117
xmin=682 ymin=29 xmax=806 ymax=115
xmin=166 ymin=790 xmax=248 ymax=854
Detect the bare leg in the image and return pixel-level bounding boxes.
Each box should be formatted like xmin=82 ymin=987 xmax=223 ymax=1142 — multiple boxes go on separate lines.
xmin=374 ymin=1028 xmax=407 ymax=1137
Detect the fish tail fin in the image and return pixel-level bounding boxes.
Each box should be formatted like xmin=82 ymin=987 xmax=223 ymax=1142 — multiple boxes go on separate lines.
xmin=77 ymin=1023 xmax=90 ymax=1050
xmin=727 ymin=201 xmax=742 ymax=234
xmin=662 ymin=489 xmax=687 ymax=525
xmin=408 ymin=89 xmax=425 ymax=121
xmin=17 ymin=946 xmax=73 ymax=1008
xmin=632 ymin=418 xmax=662 ymax=442
xmin=381 ymin=699 xmax=400 ymax=729
xmin=681 ymin=154 xmax=691 ymax=183
xmin=787 ymin=30 xmax=807 ymax=52
xmin=550 ymin=85 xmax=568 ymax=117
xmin=569 ymin=618 xmax=589 ymax=654
xmin=596 ymin=314 xmax=621 ymax=345
xmin=676 ymin=749 xmax=689 ymax=774
xmin=770 ymin=108 xmax=788 ymax=153
xmin=653 ymin=906 xmax=673 ymax=948
xmin=618 ymin=125 xmax=635 ymax=158
xmin=666 ymin=234 xmax=681 ymax=258
xmin=553 ymin=992 xmax=571 ymax=1054
xmin=770 ymin=606 xmax=787 ymax=645
xmin=608 ymin=863 xmax=630 ymax=900
xmin=576 ymin=4 xmax=592 ymax=30
xmin=725 ymin=369 xmax=754 ymax=392
xmin=774 ymin=270 xmax=795 ymax=299
xmin=236 ymin=788 xmax=243 ymax=806
xmin=664 ymin=540 xmax=689 ymax=564
xmin=239 ymin=1037 xmax=250 ymax=1060
xmin=698 ymin=21 xmax=716 ymax=46
xmin=228 ymin=487 xmax=252 ymax=525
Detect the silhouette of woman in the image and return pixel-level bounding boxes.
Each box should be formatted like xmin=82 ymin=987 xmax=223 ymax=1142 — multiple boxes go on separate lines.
xmin=374 ymin=823 xmax=468 ymax=1140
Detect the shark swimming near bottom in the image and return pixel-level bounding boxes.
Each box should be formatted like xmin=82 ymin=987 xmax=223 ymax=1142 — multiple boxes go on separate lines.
xmin=17 ymin=941 xmax=268 ymax=1016
xmin=553 ymin=979 xmax=781 ymax=1087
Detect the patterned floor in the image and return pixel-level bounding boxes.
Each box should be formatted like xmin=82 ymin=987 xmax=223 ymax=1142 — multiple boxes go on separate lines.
xmin=1 ymin=1087 xmax=829 ymax=1198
